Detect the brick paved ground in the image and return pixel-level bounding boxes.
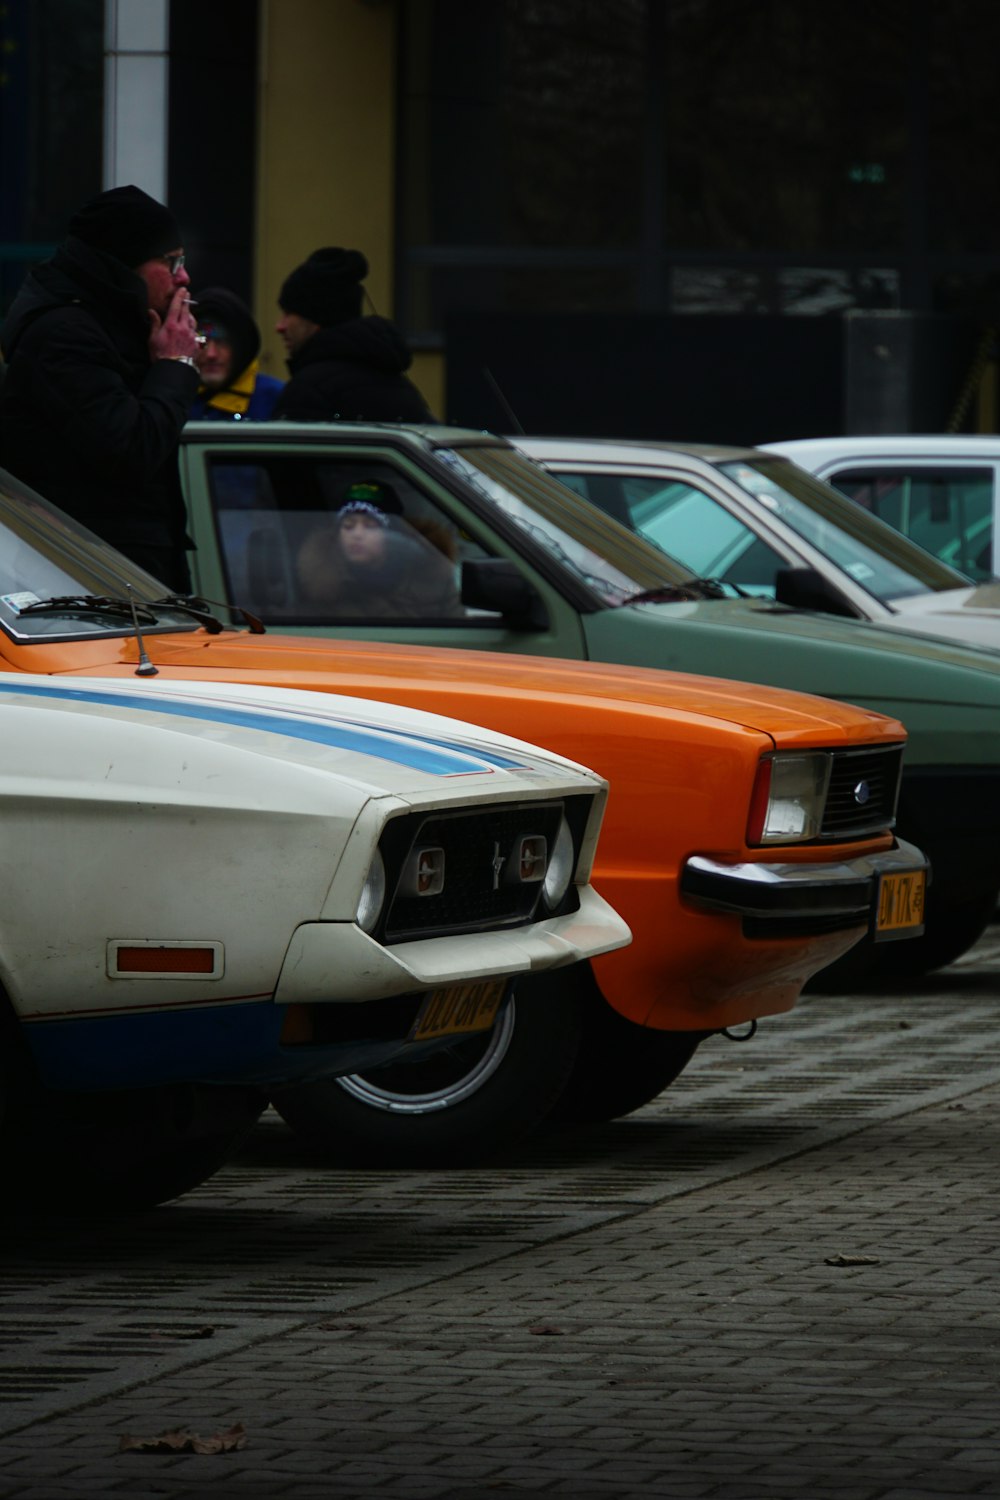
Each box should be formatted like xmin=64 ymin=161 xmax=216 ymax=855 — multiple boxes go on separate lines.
xmin=1 ymin=925 xmax=998 ymax=1499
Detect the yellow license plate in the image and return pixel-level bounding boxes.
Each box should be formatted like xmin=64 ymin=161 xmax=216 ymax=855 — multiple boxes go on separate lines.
xmin=409 ymin=978 xmax=508 ymax=1042
xmin=875 ymin=868 xmax=926 ymax=939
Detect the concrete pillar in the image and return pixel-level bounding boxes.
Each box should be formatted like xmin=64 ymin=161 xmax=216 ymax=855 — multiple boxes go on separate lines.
xmin=103 ymin=0 xmax=170 ymax=198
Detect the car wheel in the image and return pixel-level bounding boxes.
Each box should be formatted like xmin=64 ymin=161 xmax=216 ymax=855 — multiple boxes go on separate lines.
xmin=5 ymin=1083 xmax=267 ymax=1211
xmin=548 ymin=974 xmax=708 ymax=1124
xmin=270 ymin=970 xmax=583 ymax=1167
xmin=807 ymin=884 xmax=999 ymax=992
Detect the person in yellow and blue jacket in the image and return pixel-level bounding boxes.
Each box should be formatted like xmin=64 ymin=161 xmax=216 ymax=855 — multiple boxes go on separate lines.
xmin=189 ymin=287 xmax=283 ymax=421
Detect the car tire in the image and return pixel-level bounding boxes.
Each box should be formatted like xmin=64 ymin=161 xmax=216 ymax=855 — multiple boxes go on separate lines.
xmin=270 ymin=970 xmax=583 ymax=1167
xmin=807 ymin=884 xmax=999 ymax=992
xmin=548 ymin=973 xmax=709 ymax=1124
xmin=5 ymin=1082 xmax=267 ymax=1212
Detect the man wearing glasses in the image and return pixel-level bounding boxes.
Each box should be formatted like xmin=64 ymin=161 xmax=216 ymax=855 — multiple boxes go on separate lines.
xmin=0 ymin=185 xmax=199 ymax=591
xmin=188 ymin=287 xmax=283 ymax=422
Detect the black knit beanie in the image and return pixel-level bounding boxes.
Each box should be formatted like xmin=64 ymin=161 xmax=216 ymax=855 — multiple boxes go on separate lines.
xmin=69 ymin=185 xmax=182 ymax=270
xmin=278 ymin=247 xmax=368 ymax=326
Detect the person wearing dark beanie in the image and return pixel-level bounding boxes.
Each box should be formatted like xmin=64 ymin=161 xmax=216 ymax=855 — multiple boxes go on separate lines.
xmin=272 ymin=246 xmax=435 ymax=424
xmin=0 ymin=183 xmax=200 ymax=591
xmin=188 ymin=286 xmax=284 ymax=422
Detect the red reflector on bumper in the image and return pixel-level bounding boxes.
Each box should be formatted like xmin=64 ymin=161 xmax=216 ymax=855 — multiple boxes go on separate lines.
xmin=115 ymin=946 xmax=216 ymax=975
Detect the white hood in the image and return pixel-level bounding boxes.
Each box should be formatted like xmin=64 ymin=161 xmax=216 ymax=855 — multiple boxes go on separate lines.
xmin=887 ymin=584 xmax=1000 ymax=651
xmin=0 ymin=675 xmax=604 ymax=805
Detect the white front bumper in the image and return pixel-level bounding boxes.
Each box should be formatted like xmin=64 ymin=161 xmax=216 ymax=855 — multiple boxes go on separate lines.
xmin=273 ymin=886 xmax=631 ymax=1005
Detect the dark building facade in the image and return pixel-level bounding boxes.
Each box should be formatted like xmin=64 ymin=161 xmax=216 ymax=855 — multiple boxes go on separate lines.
xmin=397 ymin=0 xmax=1000 ymax=439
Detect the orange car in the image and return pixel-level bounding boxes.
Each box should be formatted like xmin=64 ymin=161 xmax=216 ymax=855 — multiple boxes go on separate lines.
xmin=0 ymin=468 xmax=926 ymax=1162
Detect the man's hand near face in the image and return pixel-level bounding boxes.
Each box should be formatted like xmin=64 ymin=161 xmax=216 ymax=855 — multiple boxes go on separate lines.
xmin=149 ymin=286 xmax=199 ymax=363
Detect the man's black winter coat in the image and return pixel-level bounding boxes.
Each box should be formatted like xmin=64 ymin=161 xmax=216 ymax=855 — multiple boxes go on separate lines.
xmin=0 ymin=237 xmax=198 ymax=590
xmin=272 ymin=316 xmax=434 ymax=424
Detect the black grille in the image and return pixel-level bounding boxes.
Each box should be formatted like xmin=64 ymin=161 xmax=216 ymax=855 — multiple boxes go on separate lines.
xmin=378 ymin=801 xmax=577 ymax=943
xmin=820 ymin=744 xmax=903 ymax=839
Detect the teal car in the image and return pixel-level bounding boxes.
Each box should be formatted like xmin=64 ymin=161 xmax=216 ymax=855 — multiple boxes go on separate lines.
xmin=178 ymin=421 xmax=1000 ymax=982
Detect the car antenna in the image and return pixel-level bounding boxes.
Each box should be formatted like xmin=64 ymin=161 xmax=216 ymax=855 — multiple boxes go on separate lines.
xmin=126 ymin=584 xmax=159 ymax=676
xmin=481 ymin=366 xmax=525 ymax=435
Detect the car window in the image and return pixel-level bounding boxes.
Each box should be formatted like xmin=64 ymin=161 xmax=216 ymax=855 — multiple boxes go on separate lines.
xmin=438 ymin=446 xmax=692 ymax=602
xmin=205 ymin=455 xmax=496 ymax=626
xmin=828 ymin=466 xmax=994 ymax=582
xmin=0 ymin=467 xmax=200 ymax=641
xmin=717 ymin=458 xmax=972 ymax=603
xmin=558 ymin=471 xmax=788 ymax=596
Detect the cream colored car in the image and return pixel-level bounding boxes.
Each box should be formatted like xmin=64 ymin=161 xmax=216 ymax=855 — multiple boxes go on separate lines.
xmin=763 ymin=435 xmax=1000 ymax=585
xmin=0 ymin=675 xmax=626 ymax=1210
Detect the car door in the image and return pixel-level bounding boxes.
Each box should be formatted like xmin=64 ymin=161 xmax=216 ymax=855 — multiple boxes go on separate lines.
xmin=551 ymin=466 xmax=792 ymax=593
xmin=179 ymin=433 xmax=590 ymax=659
xmin=551 ymin=461 xmax=864 ymax=605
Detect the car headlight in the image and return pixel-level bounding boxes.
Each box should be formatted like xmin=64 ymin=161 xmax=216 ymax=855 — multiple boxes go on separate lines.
xmin=356 ymin=849 xmax=387 ymax=932
xmin=747 ymin=752 xmax=831 ymax=845
xmin=541 ymin=816 xmax=575 ymax=909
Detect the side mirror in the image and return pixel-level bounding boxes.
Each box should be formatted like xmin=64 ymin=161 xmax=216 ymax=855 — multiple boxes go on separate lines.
xmin=774 ymin=566 xmax=857 ymax=619
xmin=461 ymin=558 xmax=549 ymax=631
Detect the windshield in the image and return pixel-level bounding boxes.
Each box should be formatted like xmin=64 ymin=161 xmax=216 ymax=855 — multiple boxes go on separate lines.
xmin=717 ymin=457 xmax=971 ymax=604
xmin=0 ymin=468 xmax=201 ymax=640
xmin=437 ymin=445 xmax=696 ymax=605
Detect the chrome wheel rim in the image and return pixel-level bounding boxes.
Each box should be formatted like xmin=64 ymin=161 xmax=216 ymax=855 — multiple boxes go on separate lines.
xmin=336 ymin=1002 xmax=517 ymax=1115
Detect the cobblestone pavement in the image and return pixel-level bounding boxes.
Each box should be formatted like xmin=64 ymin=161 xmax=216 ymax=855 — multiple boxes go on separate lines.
xmin=1 ymin=924 xmax=999 ymax=1500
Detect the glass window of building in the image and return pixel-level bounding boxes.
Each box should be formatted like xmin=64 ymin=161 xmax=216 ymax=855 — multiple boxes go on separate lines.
xmin=398 ymin=0 xmax=1000 ymax=337
xmin=0 ymin=0 xmax=103 ymax=314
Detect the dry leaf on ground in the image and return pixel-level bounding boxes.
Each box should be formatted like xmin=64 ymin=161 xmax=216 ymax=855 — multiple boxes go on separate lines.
xmin=118 ymin=1422 xmax=247 ymax=1455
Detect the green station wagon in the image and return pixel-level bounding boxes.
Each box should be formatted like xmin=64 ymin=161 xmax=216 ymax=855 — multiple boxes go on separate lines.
xmin=178 ymin=421 xmax=1000 ymax=983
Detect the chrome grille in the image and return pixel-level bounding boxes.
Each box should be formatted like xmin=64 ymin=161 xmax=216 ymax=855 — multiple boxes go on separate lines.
xmin=821 ymin=744 xmax=903 ymax=839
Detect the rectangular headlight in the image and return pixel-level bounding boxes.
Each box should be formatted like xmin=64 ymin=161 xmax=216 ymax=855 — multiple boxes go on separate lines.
xmin=747 ymin=752 xmax=831 ymax=845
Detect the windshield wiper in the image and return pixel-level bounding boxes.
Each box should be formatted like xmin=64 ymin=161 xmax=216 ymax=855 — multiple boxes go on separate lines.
xmin=153 ymin=594 xmax=266 ymax=634
xmin=19 ymin=594 xmax=162 ymax=624
xmin=19 ymin=594 xmax=228 ymax=633
xmin=622 ymin=577 xmax=736 ymax=605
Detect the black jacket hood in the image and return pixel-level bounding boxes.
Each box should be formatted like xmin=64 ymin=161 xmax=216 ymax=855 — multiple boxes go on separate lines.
xmin=287 ymin=316 xmax=414 ymax=377
xmin=190 ymin=286 xmax=261 ymax=378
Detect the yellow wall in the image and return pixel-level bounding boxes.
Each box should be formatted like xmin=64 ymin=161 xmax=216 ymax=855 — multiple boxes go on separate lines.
xmin=253 ymin=0 xmax=444 ymax=416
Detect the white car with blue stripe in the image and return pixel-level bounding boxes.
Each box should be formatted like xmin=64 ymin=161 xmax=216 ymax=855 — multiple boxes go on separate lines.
xmin=0 ymin=675 xmax=628 ymax=1210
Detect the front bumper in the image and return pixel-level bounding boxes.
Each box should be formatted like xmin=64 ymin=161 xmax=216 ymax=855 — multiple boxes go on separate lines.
xmin=274 ymin=884 xmax=632 ymax=1006
xmin=680 ymin=838 xmax=928 ymax=941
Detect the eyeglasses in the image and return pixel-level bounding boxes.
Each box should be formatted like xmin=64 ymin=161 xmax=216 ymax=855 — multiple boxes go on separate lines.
xmin=159 ymin=252 xmax=186 ymax=275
